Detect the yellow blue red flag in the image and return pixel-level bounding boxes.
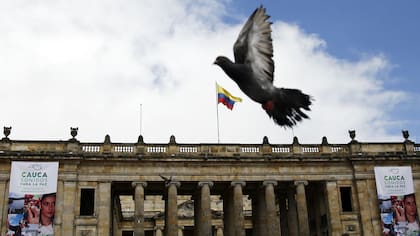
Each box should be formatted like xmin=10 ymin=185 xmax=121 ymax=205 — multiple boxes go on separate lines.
xmin=216 ymin=84 xmax=242 ymax=110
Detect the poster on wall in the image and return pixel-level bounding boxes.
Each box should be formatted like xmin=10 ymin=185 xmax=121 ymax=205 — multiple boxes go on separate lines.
xmin=375 ymin=166 xmax=420 ymax=236
xmin=6 ymin=161 xmax=58 ymax=236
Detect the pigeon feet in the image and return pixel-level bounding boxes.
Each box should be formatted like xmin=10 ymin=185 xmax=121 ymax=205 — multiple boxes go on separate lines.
xmin=262 ymin=100 xmax=275 ymax=111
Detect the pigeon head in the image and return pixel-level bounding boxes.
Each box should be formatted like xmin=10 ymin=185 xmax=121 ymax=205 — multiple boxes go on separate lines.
xmin=213 ymin=56 xmax=232 ymax=67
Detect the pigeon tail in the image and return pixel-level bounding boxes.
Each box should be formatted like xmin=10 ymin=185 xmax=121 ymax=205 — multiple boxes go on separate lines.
xmin=263 ymin=88 xmax=312 ymax=127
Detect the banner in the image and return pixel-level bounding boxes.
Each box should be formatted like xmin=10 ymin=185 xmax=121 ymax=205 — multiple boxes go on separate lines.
xmin=7 ymin=161 xmax=58 ymax=236
xmin=375 ymin=166 xmax=420 ymax=236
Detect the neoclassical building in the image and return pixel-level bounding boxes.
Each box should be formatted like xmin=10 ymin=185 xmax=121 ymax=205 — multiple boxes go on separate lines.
xmin=0 ymin=127 xmax=419 ymax=236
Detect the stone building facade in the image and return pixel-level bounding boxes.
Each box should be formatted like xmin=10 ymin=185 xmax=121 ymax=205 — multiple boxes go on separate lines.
xmin=0 ymin=128 xmax=419 ymax=236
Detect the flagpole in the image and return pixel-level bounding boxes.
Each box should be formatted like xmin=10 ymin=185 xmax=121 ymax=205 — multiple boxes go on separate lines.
xmin=215 ymin=82 xmax=220 ymax=143
xmin=140 ymin=104 xmax=143 ymax=135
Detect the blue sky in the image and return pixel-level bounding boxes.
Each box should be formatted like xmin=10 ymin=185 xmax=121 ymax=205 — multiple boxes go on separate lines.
xmin=0 ymin=0 xmax=418 ymax=143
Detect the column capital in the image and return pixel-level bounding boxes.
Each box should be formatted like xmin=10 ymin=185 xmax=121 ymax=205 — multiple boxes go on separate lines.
xmin=154 ymin=225 xmax=164 ymax=230
xmin=231 ymin=181 xmax=246 ymax=187
xmin=263 ymin=180 xmax=278 ymax=187
xmin=166 ymin=181 xmax=181 ymax=188
xmin=198 ymin=181 xmax=214 ymax=188
xmin=132 ymin=181 xmax=147 ymax=188
xmin=294 ymin=180 xmax=308 ymax=186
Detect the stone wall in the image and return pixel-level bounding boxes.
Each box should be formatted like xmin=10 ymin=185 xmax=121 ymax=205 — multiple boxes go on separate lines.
xmin=0 ymin=132 xmax=419 ymax=236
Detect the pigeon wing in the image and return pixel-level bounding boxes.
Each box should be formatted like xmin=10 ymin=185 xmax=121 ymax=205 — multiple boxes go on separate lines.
xmin=233 ymin=6 xmax=274 ymax=83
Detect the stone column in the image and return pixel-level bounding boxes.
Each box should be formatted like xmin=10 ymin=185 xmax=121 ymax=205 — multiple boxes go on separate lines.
xmin=178 ymin=227 xmax=183 ymax=236
xmin=232 ymin=181 xmax=245 ymax=236
xmin=215 ymin=226 xmax=224 ymax=236
xmin=264 ymin=180 xmax=280 ymax=236
xmin=155 ymin=226 xmax=164 ymax=236
xmin=165 ymin=181 xmax=181 ymax=236
xmin=278 ymin=189 xmax=288 ymax=236
xmin=223 ymin=181 xmax=245 ymax=236
xmin=252 ymin=181 xmax=280 ymax=236
xmin=294 ymin=181 xmax=310 ymax=236
xmin=0 ymin=179 xmax=8 ymax=233
xmin=194 ymin=181 xmax=214 ymax=236
xmin=98 ymin=181 xmax=112 ymax=236
xmin=62 ymin=181 xmax=77 ymax=236
xmin=355 ymin=180 xmax=374 ymax=235
xmin=133 ymin=181 xmax=148 ymax=236
xmin=54 ymin=179 xmax=64 ymax=236
xmin=367 ymin=179 xmax=381 ymax=235
xmin=325 ymin=181 xmax=343 ymax=234
xmin=287 ymin=186 xmax=299 ymax=236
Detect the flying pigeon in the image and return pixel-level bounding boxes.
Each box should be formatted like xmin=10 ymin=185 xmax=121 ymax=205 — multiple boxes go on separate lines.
xmin=214 ymin=6 xmax=312 ymax=127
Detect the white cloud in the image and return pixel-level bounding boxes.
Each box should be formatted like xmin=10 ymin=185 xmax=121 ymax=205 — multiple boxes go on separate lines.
xmin=0 ymin=1 xmax=407 ymax=144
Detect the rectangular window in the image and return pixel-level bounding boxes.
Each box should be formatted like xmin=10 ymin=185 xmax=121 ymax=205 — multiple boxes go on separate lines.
xmin=80 ymin=188 xmax=95 ymax=216
xmin=145 ymin=231 xmax=154 ymax=236
xmin=122 ymin=231 xmax=133 ymax=236
xmin=340 ymin=186 xmax=353 ymax=212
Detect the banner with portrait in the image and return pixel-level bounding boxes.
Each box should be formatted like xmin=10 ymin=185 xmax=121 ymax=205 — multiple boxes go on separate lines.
xmin=6 ymin=161 xmax=58 ymax=236
xmin=375 ymin=166 xmax=419 ymax=236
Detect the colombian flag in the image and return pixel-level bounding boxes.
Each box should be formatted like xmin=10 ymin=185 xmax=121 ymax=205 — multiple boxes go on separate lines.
xmin=217 ymin=84 xmax=242 ymax=110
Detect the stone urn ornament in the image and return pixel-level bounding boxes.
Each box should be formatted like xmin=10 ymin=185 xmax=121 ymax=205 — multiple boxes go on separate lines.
xmin=3 ymin=126 xmax=11 ymax=138
xmin=349 ymin=130 xmax=357 ymax=143
xmin=70 ymin=127 xmax=78 ymax=141
xmin=3 ymin=126 xmax=11 ymax=140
